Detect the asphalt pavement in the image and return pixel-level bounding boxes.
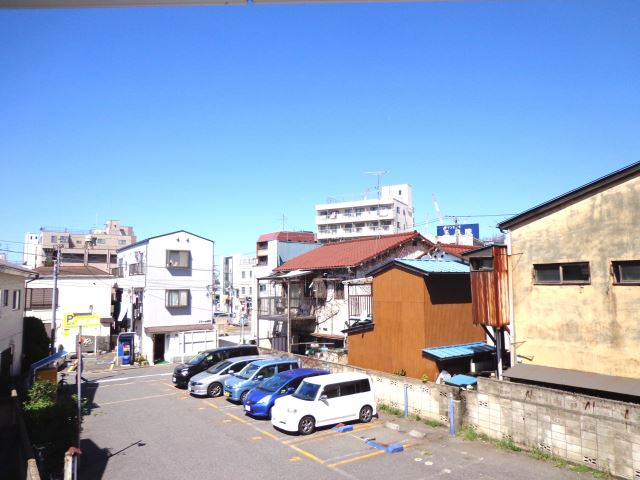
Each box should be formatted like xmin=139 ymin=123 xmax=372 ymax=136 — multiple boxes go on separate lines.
xmin=76 ymin=363 xmax=603 ymax=480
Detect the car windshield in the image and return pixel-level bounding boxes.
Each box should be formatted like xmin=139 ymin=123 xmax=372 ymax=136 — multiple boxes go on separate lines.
xmin=258 ymin=375 xmax=286 ymax=393
xmin=187 ymin=353 xmax=207 ymax=365
xmin=293 ymin=381 xmax=320 ymax=401
xmin=206 ymin=359 xmax=232 ymax=374
xmin=236 ymin=363 xmax=260 ymax=380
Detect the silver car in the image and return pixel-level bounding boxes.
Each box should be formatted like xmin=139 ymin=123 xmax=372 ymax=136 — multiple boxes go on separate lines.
xmin=188 ymin=355 xmax=263 ymax=397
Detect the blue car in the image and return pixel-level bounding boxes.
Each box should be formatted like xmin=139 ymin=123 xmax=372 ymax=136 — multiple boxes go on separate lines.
xmin=243 ymin=368 xmax=330 ymax=418
xmin=223 ymin=357 xmax=299 ymax=403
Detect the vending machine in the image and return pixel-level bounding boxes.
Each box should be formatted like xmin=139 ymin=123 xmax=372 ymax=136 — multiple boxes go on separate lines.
xmin=117 ymin=332 xmax=135 ymax=366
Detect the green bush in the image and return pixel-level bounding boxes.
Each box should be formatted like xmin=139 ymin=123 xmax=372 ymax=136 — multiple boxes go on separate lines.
xmin=23 ymin=381 xmax=78 ymax=475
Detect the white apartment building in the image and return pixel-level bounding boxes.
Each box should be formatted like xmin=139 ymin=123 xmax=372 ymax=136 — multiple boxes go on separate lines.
xmin=113 ymin=231 xmax=214 ymax=364
xmin=25 ymin=266 xmax=113 ymax=354
xmin=219 ymin=253 xmax=256 ymax=314
xmin=23 ymin=219 xmax=136 ymax=272
xmin=0 ymin=260 xmax=37 ymax=382
xmin=315 ymin=184 xmax=414 ymax=242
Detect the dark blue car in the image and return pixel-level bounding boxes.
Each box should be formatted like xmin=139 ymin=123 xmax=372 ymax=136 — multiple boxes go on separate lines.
xmin=242 ymin=368 xmax=329 ymax=418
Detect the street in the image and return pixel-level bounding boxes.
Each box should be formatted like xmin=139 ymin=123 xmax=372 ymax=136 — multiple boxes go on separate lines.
xmin=77 ymin=364 xmax=596 ymax=480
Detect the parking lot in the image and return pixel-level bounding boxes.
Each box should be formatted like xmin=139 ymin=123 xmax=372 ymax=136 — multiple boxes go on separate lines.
xmin=78 ymin=364 xmax=594 ymax=480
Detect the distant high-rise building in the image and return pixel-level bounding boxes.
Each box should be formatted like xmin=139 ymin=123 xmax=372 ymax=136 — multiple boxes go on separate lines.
xmin=315 ymin=184 xmax=414 ymax=242
xmin=23 ymin=219 xmax=136 ymax=273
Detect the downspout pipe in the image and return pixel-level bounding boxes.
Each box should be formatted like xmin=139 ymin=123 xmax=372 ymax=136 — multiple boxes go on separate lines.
xmin=500 ymin=228 xmax=515 ymax=369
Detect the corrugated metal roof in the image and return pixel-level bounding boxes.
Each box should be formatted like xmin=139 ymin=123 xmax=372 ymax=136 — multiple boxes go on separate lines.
xmin=445 ymin=374 xmax=478 ymax=387
xmin=422 ymin=341 xmax=495 ymax=360
xmin=395 ymin=258 xmax=470 ymax=274
xmin=275 ymin=231 xmax=431 ymax=272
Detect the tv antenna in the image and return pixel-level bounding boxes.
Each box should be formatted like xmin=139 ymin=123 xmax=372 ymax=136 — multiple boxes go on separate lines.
xmin=365 ymin=171 xmax=388 ymax=202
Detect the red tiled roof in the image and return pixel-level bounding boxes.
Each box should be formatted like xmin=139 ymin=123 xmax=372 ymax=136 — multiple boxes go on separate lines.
xmin=257 ymin=231 xmax=316 ymax=243
xmin=424 ymin=243 xmax=476 ymax=260
xmin=34 ymin=265 xmax=111 ymax=276
xmin=275 ymin=231 xmax=431 ymax=272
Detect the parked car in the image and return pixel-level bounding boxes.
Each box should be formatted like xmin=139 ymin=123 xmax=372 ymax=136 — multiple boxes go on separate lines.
xmin=271 ymin=372 xmax=376 ymax=435
xmin=172 ymin=345 xmax=259 ymax=388
xmin=223 ymin=357 xmax=299 ymax=403
xmin=243 ymin=368 xmax=329 ymax=418
xmin=188 ymin=355 xmax=264 ymax=397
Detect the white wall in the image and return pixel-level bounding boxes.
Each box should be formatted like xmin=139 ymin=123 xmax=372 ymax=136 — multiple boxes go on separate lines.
xmin=0 ymin=272 xmax=27 ymax=376
xmin=25 ymin=276 xmax=112 ymax=353
xmin=118 ymin=232 xmax=214 ymax=362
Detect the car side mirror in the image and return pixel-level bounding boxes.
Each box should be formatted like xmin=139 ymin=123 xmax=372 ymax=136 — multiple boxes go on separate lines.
xmin=256 ymin=375 xmax=264 ymax=381
xmin=286 ymin=387 xmax=295 ymax=394
xmin=319 ymin=394 xmax=328 ymax=404
xmin=228 ymin=370 xmax=234 ymax=374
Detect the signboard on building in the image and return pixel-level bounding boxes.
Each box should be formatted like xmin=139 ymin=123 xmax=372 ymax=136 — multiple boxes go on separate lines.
xmin=436 ymin=223 xmax=480 ymax=240
xmin=62 ymin=313 xmax=100 ymax=336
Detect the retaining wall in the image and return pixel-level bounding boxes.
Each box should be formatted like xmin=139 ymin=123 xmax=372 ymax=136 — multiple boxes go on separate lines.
xmin=260 ymin=348 xmax=639 ymax=479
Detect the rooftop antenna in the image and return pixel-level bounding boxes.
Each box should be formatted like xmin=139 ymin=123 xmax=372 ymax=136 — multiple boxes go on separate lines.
xmin=365 ymin=171 xmax=388 ymax=202
xmin=432 ymin=193 xmax=445 ymax=225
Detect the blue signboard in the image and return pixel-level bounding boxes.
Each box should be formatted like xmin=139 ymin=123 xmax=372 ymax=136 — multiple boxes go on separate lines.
xmin=436 ymin=223 xmax=480 ymax=239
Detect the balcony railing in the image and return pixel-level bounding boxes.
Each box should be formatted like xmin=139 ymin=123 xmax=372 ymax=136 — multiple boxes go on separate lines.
xmin=258 ymin=296 xmax=315 ymax=318
xmin=111 ymin=267 xmax=124 ymax=277
xmin=348 ymin=294 xmax=372 ymax=319
xmin=129 ymin=263 xmax=145 ymax=275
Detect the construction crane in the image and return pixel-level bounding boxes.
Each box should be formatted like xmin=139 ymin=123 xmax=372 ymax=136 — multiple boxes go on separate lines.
xmin=432 ymin=193 xmax=445 ymax=226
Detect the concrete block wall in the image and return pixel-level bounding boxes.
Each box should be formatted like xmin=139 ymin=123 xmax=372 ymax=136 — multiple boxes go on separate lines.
xmin=261 ymin=348 xmax=455 ymax=425
xmin=462 ymin=377 xmax=640 ymax=480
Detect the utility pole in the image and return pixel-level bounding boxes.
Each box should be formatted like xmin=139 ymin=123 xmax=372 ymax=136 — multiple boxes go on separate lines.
xmin=50 ymin=244 xmax=61 ymax=355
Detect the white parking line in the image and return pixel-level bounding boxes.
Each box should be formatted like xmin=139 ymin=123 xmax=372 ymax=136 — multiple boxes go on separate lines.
xmin=94 ymin=372 xmax=172 ymax=383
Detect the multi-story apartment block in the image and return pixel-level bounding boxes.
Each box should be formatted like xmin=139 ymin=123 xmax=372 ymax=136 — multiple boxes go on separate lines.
xmin=23 ymin=220 xmax=136 ymax=272
xmin=219 ymin=254 xmax=256 ymax=313
xmin=112 ymin=230 xmax=214 ymax=364
xmin=315 ymin=184 xmax=414 ymax=242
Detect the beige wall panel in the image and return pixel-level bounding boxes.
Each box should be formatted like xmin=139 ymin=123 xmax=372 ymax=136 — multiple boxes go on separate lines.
xmin=510 ymin=175 xmax=640 ymax=378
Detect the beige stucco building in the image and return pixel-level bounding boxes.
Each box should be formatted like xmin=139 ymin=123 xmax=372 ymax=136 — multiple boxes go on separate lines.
xmin=499 ymin=162 xmax=640 ymax=385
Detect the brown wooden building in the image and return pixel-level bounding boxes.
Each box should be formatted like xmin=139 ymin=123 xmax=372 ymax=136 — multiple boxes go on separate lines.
xmin=346 ymin=258 xmax=485 ymax=380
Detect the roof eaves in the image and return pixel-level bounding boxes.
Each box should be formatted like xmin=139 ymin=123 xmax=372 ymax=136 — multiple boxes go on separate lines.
xmin=498 ymin=161 xmax=640 ymax=230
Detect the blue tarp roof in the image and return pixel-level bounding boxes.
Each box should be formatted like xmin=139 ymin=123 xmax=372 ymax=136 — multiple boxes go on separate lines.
xmin=445 ymin=374 xmax=478 ymax=387
xmin=422 ymin=342 xmax=495 ymax=361
xmin=395 ymin=258 xmax=470 ymax=274
xmin=30 ymin=350 xmax=69 ymax=372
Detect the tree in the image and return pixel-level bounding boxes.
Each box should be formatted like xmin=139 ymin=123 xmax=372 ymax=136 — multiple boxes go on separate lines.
xmin=22 ymin=316 xmax=51 ymax=373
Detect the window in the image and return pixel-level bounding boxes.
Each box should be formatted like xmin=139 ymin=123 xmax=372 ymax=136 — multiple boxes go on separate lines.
xmin=242 ymin=271 xmax=246 ymax=279
xmin=249 ymin=271 xmax=252 ymax=279
xmin=470 ymin=258 xmax=494 ymax=272
xmin=259 ymin=365 xmax=277 ymax=378
xmin=241 ymin=287 xmax=245 ymax=295
xmin=26 ymin=288 xmax=56 ymax=309
xmin=12 ymin=290 xmax=21 ymax=310
xmin=612 ymin=260 xmax=640 ymax=284
xmin=165 ymin=289 xmax=189 ymax=308
xmin=322 ymin=384 xmax=340 ymax=399
xmin=166 ymin=250 xmax=190 ymax=268
xmin=259 ymin=284 xmax=266 ymax=293
xmin=50 ymin=235 xmax=57 ymax=243
xmin=249 ymin=287 xmax=252 ymax=295
xmin=96 ymin=238 xmax=106 ymax=245
xmin=533 ymin=263 xmax=590 ymax=284
xmin=2 ymin=290 xmax=8 ymax=307
xmin=277 ymin=362 xmax=294 ymax=373
xmin=118 ymin=239 xmax=127 ymax=245
xmin=334 ymin=282 xmax=344 ymax=300
xmin=396 ymin=206 xmax=400 ymax=213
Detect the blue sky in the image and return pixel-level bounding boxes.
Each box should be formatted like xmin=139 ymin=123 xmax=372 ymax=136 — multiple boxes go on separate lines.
xmin=1 ymin=0 xmax=639 ymax=261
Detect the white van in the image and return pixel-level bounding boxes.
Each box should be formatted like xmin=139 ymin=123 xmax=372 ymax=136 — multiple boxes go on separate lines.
xmin=270 ymin=372 xmax=376 ymax=435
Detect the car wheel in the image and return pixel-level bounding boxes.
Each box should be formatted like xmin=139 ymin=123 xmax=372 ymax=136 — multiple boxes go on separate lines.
xmin=298 ymin=415 xmax=315 ymax=435
xmin=240 ymin=391 xmax=249 ymax=404
xmin=359 ymin=405 xmax=373 ymax=423
xmin=208 ymin=382 xmax=223 ymax=397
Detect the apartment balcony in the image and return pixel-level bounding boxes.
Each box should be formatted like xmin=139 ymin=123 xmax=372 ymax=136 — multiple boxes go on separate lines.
xmin=257 ymin=296 xmax=316 ymax=334
xmin=111 ymin=266 xmax=124 ymax=277
xmin=129 ymin=263 xmax=145 ymax=275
